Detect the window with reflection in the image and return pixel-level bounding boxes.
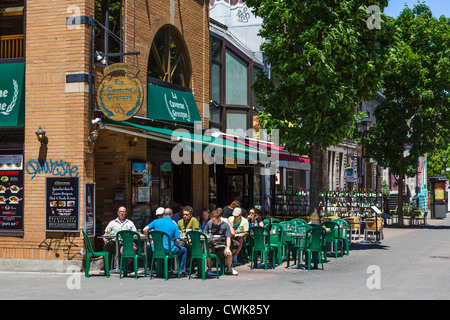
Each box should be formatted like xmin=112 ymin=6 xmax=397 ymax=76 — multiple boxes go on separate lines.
xmin=148 ymin=25 xmax=191 ymax=88
xmin=0 ymin=0 xmax=25 ymax=60
xmin=225 ymin=49 xmax=248 ymax=106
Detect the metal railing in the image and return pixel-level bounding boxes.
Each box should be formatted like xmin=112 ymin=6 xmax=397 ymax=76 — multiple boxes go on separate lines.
xmin=0 ymin=34 xmax=24 ymax=59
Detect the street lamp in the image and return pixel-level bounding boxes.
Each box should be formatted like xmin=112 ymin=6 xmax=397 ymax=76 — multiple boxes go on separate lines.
xmin=356 ymin=114 xmax=372 ymax=191
xmin=442 ymin=154 xmax=447 ymax=175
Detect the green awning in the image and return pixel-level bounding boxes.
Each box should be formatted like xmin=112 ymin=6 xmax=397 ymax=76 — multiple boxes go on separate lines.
xmin=0 ymin=63 xmax=25 ymax=127
xmin=101 ymin=119 xmax=263 ymax=161
xmin=147 ymin=84 xmax=201 ymax=124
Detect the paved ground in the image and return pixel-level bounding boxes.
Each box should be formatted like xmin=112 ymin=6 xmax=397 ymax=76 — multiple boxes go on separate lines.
xmin=1 ymin=217 xmax=450 ymax=301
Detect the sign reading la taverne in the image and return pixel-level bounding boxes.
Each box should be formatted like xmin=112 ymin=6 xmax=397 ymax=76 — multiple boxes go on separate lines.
xmin=96 ymin=63 xmax=144 ymax=121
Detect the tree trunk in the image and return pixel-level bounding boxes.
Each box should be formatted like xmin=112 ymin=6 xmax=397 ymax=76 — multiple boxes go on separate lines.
xmin=309 ymin=142 xmax=323 ymax=224
xmin=397 ymin=174 xmax=404 ymax=228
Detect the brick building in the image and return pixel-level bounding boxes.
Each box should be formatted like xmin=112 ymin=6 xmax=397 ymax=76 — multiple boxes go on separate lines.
xmin=0 ymin=0 xmax=211 ymax=271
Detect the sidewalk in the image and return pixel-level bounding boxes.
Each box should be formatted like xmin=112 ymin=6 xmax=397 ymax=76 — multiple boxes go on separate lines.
xmin=1 ymin=217 xmax=450 ymax=300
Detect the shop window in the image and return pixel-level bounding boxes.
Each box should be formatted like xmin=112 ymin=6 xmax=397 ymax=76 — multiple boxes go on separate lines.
xmin=94 ymin=0 xmax=123 ymax=64
xmin=225 ymin=49 xmax=248 ymax=105
xmin=0 ymin=0 xmax=25 ymax=60
xmin=226 ymin=111 xmax=247 ymax=137
xmin=148 ymin=25 xmax=191 ymax=88
xmin=210 ymin=37 xmax=222 ymax=103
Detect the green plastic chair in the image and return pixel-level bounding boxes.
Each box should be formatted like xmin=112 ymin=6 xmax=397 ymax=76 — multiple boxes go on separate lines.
xmin=263 ymin=218 xmax=280 ymax=226
xmin=286 ymin=224 xmax=312 ymax=269
xmin=322 ymin=221 xmax=341 ymax=259
xmin=148 ymin=230 xmax=180 ymax=281
xmin=305 ymin=226 xmax=326 ymax=271
xmin=333 ymin=219 xmax=349 ymax=256
xmin=269 ymin=223 xmax=284 ymax=266
xmin=290 ymin=219 xmax=307 ymax=225
xmin=82 ymin=229 xmax=110 ymax=278
xmin=280 ymin=221 xmax=295 ymax=254
xmin=186 ymin=230 xmax=219 ymax=280
xmin=250 ymin=226 xmax=274 ymax=270
xmin=237 ymin=233 xmax=253 ymax=264
xmin=116 ymin=230 xmax=147 ymax=279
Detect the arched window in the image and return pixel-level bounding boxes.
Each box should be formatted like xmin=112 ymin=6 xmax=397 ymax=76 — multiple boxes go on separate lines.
xmin=148 ymin=25 xmax=191 ymax=88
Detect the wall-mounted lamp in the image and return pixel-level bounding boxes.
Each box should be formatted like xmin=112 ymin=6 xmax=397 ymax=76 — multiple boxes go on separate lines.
xmin=129 ymin=137 xmax=138 ymax=147
xmin=87 ymin=130 xmax=99 ymax=143
xmin=95 ymin=51 xmax=107 ymax=65
xmin=35 ymin=127 xmax=48 ymax=145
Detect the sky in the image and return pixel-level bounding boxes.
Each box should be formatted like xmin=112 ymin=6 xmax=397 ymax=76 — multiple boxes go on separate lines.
xmin=384 ymin=0 xmax=450 ymax=18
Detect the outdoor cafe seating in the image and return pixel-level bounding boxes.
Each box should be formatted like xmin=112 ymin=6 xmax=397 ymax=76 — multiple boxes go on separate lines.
xmin=364 ymin=217 xmax=384 ymax=241
xmin=82 ymin=229 xmax=110 ymax=278
xmin=116 ymin=230 xmax=147 ymax=279
xmin=148 ymin=230 xmax=181 ymax=281
xmin=83 ymin=211 xmax=380 ymax=279
xmin=186 ymin=230 xmax=220 ymax=280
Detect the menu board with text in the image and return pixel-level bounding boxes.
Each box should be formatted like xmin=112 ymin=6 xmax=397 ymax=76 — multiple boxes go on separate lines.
xmin=0 ymin=154 xmax=24 ymax=234
xmin=46 ymin=177 xmax=79 ymax=232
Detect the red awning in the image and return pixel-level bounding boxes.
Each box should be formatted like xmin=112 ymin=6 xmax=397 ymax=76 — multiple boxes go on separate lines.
xmin=221 ymin=133 xmax=310 ymax=163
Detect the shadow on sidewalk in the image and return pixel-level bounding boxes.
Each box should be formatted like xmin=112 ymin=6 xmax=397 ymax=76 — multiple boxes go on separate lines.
xmin=349 ymin=242 xmax=390 ymax=251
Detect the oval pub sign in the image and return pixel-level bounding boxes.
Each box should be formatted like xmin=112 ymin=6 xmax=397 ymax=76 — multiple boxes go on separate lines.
xmin=97 ymin=63 xmax=144 ymax=121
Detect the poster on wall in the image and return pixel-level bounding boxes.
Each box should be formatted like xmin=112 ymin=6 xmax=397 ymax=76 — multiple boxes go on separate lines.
xmin=84 ymin=183 xmax=95 ymax=236
xmin=0 ymin=154 xmax=24 ymax=235
xmin=46 ymin=177 xmax=79 ymax=232
xmin=131 ymin=162 xmax=151 ymax=203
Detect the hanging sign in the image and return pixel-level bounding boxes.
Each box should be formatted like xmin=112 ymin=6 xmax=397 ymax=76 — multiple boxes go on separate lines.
xmin=97 ymin=63 xmax=144 ymax=121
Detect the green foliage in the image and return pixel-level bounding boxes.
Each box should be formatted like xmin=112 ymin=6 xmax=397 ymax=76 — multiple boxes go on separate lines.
xmin=365 ymin=3 xmax=450 ymax=178
xmin=247 ymin=0 xmax=392 ymax=156
xmin=426 ymin=137 xmax=450 ymax=179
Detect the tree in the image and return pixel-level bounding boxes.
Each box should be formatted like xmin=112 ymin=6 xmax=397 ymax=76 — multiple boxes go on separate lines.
xmin=425 ymin=135 xmax=450 ymax=180
xmin=246 ymin=0 xmax=392 ymax=221
xmin=365 ymin=3 xmax=450 ymax=227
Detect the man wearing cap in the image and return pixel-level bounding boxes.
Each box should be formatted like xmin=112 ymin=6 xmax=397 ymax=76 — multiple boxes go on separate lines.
xmin=143 ymin=207 xmax=188 ymax=277
xmin=228 ymin=207 xmax=249 ymax=265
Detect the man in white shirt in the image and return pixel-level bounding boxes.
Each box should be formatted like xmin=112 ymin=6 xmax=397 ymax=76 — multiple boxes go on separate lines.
xmin=103 ymin=206 xmax=138 ymax=265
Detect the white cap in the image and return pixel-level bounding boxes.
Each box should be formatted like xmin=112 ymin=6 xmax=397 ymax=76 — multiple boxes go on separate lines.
xmin=155 ymin=207 xmax=165 ymax=215
xmin=232 ymin=208 xmax=242 ymax=217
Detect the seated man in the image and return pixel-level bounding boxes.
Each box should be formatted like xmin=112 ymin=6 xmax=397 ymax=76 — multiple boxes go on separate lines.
xmin=103 ymin=206 xmax=138 ymax=268
xmin=143 ymin=207 xmax=188 ymax=277
xmin=177 ymin=205 xmax=199 ymax=231
xmin=203 ymin=209 xmax=238 ymax=276
xmin=228 ymin=207 xmax=249 ymax=265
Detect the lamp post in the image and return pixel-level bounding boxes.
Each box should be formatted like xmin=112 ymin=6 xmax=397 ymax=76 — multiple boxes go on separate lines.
xmin=357 ymin=114 xmax=378 ymax=242
xmin=356 ymin=114 xmax=372 ymax=192
xmin=442 ymin=154 xmax=447 ymax=175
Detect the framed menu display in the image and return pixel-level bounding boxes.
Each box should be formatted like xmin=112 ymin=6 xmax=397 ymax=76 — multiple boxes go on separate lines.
xmin=84 ymin=183 xmax=95 ymax=236
xmin=46 ymin=177 xmax=79 ymax=232
xmin=0 ymin=154 xmax=24 ymax=236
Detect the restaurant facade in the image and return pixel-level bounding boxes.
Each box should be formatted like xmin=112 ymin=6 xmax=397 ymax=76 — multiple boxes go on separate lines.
xmin=0 ymin=0 xmax=215 ymax=271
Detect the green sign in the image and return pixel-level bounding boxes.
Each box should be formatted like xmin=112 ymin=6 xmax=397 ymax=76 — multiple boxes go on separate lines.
xmin=0 ymin=63 xmax=25 ymax=127
xmin=147 ymin=85 xmax=201 ymax=124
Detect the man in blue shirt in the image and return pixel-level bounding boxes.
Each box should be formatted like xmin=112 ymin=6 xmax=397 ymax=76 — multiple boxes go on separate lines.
xmin=143 ymin=207 xmax=187 ymax=276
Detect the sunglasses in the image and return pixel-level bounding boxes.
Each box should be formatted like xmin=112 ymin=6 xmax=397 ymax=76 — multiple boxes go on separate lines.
xmin=183 ymin=213 xmax=191 ymax=216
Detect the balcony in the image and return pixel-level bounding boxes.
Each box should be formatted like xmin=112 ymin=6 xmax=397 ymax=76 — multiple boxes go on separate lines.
xmin=0 ymin=34 xmax=24 ymax=59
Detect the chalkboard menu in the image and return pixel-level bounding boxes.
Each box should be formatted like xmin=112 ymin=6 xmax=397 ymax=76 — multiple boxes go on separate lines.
xmin=0 ymin=154 xmax=24 ymax=235
xmin=46 ymin=177 xmax=79 ymax=232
